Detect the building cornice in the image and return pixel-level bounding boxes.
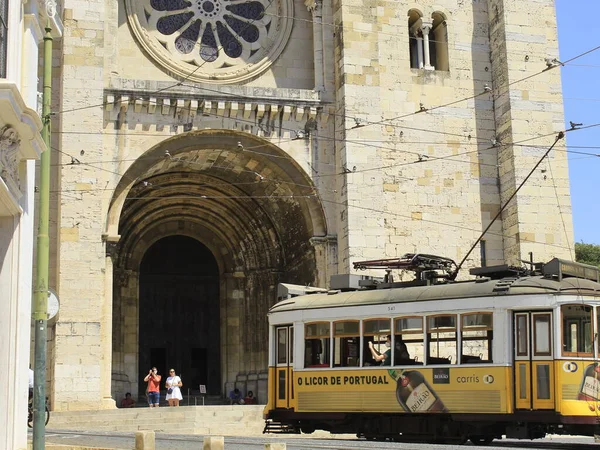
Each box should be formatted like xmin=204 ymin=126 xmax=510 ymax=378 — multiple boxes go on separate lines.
xmin=105 ymin=77 xmax=334 ymax=127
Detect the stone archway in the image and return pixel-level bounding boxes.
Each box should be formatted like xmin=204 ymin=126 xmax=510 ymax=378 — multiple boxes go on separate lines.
xmin=106 ymin=130 xmax=332 ymax=401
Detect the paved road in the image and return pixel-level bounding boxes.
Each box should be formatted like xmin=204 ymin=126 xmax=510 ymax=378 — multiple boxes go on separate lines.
xmin=37 ymin=430 xmax=598 ymax=450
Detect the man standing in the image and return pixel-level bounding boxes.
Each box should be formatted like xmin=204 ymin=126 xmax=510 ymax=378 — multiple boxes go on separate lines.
xmin=144 ymin=367 xmax=161 ymax=407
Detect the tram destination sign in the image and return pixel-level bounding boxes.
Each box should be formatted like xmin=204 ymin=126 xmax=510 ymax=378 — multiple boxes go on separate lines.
xmin=543 ymin=258 xmax=600 ymax=282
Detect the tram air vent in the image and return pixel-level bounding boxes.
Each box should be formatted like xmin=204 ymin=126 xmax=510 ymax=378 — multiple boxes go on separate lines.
xmin=493 ymin=277 xmax=518 ymax=293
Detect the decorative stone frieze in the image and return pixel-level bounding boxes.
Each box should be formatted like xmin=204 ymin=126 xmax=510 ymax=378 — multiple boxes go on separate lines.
xmin=0 ymin=125 xmax=22 ymax=199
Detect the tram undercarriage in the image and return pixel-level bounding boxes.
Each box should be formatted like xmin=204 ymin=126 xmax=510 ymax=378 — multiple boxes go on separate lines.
xmin=265 ymin=411 xmax=599 ymax=445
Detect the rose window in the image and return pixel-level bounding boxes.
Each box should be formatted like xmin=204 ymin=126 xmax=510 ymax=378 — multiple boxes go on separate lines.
xmin=125 ymin=0 xmax=293 ymax=84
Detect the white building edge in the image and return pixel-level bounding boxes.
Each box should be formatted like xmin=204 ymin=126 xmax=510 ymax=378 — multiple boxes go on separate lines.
xmin=0 ymin=1 xmax=61 ymax=449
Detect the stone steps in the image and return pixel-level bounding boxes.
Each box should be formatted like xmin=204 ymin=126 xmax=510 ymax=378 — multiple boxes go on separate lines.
xmin=47 ymin=405 xmax=267 ymax=436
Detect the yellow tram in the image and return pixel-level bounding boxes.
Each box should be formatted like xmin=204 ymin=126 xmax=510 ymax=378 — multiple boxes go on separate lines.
xmin=263 ymin=254 xmax=600 ymax=444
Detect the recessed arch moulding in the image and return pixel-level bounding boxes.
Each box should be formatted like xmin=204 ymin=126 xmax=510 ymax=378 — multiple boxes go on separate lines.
xmin=105 ymin=130 xmax=336 ymax=399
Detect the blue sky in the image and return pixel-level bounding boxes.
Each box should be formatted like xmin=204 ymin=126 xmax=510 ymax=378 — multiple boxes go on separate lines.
xmin=556 ymin=1 xmax=600 ymax=245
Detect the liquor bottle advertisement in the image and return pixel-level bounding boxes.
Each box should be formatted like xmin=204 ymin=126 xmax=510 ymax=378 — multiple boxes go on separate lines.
xmin=293 ymin=367 xmax=509 ymax=414
xmin=389 ymin=369 xmax=448 ymax=413
xmin=578 ymin=363 xmax=600 ymax=401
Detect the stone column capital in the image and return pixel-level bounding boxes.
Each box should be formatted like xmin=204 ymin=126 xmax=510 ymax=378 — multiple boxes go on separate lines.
xmin=304 ymin=0 xmax=322 ymax=12
xmin=103 ymin=234 xmax=121 ymax=259
xmin=421 ymin=21 xmax=433 ymax=33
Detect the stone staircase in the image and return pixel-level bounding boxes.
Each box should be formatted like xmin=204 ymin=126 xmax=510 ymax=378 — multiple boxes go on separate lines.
xmin=47 ymin=405 xmax=266 ymax=436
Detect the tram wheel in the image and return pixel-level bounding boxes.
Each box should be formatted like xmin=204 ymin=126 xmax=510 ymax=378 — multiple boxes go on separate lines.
xmin=469 ymin=436 xmax=494 ymax=445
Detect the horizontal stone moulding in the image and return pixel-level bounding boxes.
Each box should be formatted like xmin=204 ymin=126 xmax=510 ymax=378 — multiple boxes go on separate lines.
xmin=103 ymin=92 xmax=332 ymax=126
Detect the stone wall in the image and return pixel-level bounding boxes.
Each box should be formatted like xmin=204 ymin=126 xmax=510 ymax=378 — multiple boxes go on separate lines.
xmin=50 ymin=0 xmax=573 ymax=410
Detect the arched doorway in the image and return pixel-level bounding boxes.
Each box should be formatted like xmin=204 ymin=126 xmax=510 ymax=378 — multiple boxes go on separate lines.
xmin=107 ymin=130 xmax=334 ymax=401
xmin=138 ymin=236 xmax=220 ymax=395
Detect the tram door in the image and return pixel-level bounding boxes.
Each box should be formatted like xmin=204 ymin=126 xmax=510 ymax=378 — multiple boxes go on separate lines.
xmin=513 ymin=312 xmax=555 ymax=410
xmin=275 ymin=325 xmax=294 ymax=409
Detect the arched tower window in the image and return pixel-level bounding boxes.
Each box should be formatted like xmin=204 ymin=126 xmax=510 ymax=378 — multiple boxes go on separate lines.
xmin=430 ymin=12 xmax=449 ymax=71
xmin=408 ymin=9 xmax=423 ymax=69
xmin=408 ymin=9 xmax=449 ymax=71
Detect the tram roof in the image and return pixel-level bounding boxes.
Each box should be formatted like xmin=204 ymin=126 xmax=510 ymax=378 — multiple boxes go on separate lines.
xmin=269 ymin=275 xmax=600 ymax=313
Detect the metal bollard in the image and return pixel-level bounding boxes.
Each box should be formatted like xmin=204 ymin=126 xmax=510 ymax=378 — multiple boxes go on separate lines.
xmin=203 ymin=435 xmax=225 ymax=450
xmin=264 ymin=444 xmax=286 ymax=450
xmin=135 ymin=430 xmax=156 ymax=450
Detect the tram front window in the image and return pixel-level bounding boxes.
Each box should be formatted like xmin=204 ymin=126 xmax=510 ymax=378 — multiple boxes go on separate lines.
xmin=333 ymin=321 xmax=360 ymax=367
xmin=562 ymin=305 xmax=593 ymax=357
xmin=305 ymin=322 xmax=331 ymax=368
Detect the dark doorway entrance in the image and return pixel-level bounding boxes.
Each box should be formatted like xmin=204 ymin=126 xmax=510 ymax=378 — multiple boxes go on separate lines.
xmin=138 ymin=236 xmax=220 ymax=396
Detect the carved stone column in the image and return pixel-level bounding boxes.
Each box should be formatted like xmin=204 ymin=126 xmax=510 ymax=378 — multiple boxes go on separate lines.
xmin=101 ymin=239 xmax=119 ymax=408
xmin=421 ymin=21 xmax=434 ymax=70
xmin=305 ymin=0 xmax=325 ymax=91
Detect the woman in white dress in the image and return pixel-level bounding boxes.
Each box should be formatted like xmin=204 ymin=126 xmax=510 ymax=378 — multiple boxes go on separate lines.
xmin=165 ymin=368 xmax=183 ymax=406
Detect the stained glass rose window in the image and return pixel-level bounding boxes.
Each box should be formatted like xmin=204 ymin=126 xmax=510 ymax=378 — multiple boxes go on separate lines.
xmin=125 ymin=0 xmax=293 ymax=83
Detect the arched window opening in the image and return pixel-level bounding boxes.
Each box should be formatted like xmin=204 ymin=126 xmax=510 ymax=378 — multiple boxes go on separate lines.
xmin=408 ymin=10 xmax=423 ymax=69
xmin=430 ymin=12 xmax=449 ymax=71
xmin=408 ymin=10 xmax=449 ymax=71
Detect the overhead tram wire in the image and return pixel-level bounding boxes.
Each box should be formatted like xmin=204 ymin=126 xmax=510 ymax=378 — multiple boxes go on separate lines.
xmin=49 ymin=141 xmax=600 ymax=168
xmin=317 ymin=198 xmax=575 ymax=255
xmin=48 ymin=25 xmax=600 ymax=191
xmin=342 ymin=54 xmax=600 ymax=135
xmin=547 ymin=156 xmax=575 ymax=261
xmin=47 ymin=43 xmax=600 ymax=176
xmin=52 ymin=122 xmax=600 ymax=194
xmin=54 ymin=146 xmax=585 ymax=257
xmin=51 ymin=145 xmax=331 ymax=196
xmin=52 ymin=98 xmax=591 ymax=176
xmin=50 ymin=37 xmax=600 ymax=147
xmin=452 ymin=131 xmax=566 ymax=279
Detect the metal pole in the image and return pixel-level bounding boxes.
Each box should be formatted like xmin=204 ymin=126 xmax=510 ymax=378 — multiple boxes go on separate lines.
xmin=32 ymin=21 xmax=53 ymax=450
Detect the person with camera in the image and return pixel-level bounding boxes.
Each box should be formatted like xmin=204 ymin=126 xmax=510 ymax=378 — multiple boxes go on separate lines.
xmin=165 ymin=368 xmax=183 ymax=407
xmin=144 ymin=367 xmax=161 ymax=407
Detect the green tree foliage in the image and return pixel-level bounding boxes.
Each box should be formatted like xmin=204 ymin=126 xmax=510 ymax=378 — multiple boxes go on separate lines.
xmin=575 ymin=242 xmax=600 ymax=268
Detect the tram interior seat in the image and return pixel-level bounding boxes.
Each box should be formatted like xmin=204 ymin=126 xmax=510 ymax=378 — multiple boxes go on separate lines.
xmin=395 ymin=358 xmax=423 ymax=366
xmin=427 ymin=356 xmax=452 ymax=365
xmin=461 ymin=354 xmax=489 ymax=364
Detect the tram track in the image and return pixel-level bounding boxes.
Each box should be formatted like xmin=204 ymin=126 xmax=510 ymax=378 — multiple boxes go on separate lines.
xmin=41 ymin=429 xmax=597 ymax=450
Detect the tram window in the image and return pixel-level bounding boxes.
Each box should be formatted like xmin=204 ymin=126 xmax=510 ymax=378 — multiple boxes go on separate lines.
xmin=277 ymin=328 xmax=287 ymax=364
xmin=333 ymin=321 xmax=360 ymax=367
xmin=516 ymin=314 xmax=528 ymax=356
xmin=461 ymin=313 xmax=493 ymax=363
xmin=533 ymin=314 xmax=551 ymax=357
xmin=304 ymin=322 xmax=330 ymax=368
xmin=394 ymin=316 xmax=424 ymax=365
xmin=363 ymin=319 xmax=391 ymax=366
xmin=562 ymin=305 xmax=593 ymax=356
xmin=427 ymin=315 xmax=457 ymax=365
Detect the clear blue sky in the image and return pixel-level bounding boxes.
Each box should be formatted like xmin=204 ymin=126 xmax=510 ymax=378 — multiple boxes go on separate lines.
xmin=556 ymin=1 xmax=600 ymax=245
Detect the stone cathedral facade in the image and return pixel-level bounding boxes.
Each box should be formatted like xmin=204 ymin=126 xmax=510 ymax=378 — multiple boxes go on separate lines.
xmin=48 ymin=0 xmax=573 ymax=410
